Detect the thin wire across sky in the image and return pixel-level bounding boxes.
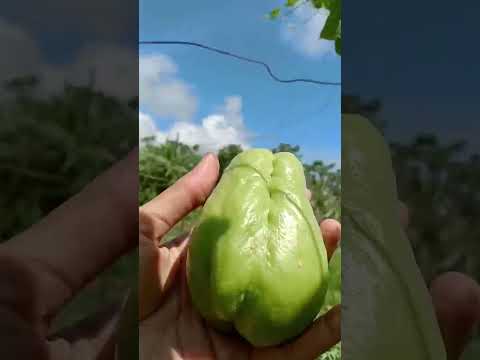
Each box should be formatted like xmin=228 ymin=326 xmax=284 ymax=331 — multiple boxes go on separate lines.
xmin=139 ymin=40 xmax=341 ymax=87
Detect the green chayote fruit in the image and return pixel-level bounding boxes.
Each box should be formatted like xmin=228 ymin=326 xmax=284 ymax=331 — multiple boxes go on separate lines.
xmin=342 ymin=114 xmax=446 ymax=359
xmin=187 ymin=149 xmax=330 ymax=347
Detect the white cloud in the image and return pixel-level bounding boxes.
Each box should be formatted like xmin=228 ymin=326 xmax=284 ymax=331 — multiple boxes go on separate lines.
xmin=139 ymin=96 xmax=252 ymax=153
xmin=0 ymin=17 xmax=138 ymax=100
xmin=66 ymin=44 xmax=138 ymax=99
xmin=282 ymin=4 xmax=336 ymax=58
xmin=139 ymin=54 xmax=197 ymax=122
xmin=39 ymin=43 xmax=138 ymax=99
xmin=139 ymin=112 xmax=157 ymax=142
xmin=0 ymin=18 xmax=42 ymax=83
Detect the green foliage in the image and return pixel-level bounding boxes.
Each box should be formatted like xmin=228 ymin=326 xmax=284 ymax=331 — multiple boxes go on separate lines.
xmin=286 ymin=0 xmax=301 ymax=7
xmin=139 ymin=139 xmax=202 ymax=205
xmin=391 ymin=136 xmax=480 ymax=283
xmin=218 ymin=144 xmax=243 ymax=173
xmin=268 ymin=0 xmax=342 ymax=55
xmin=0 ymin=78 xmax=137 ymax=241
xmin=344 ymin=97 xmax=480 ymax=285
xmin=305 ymin=161 xmax=341 ymax=220
xmin=272 ymin=143 xmax=302 ymax=158
xmin=268 ymin=8 xmax=281 ymax=19
xmin=0 ymin=77 xmax=138 ymax=332
xmin=319 ymin=1 xmax=340 ymax=41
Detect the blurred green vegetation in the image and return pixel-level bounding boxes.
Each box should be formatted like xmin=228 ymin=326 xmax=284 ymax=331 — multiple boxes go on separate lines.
xmin=0 ymin=76 xmax=137 ymax=240
xmin=343 ymin=95 xmax=480 ymax=284
xmin=0 ymin=77 xmax=138 ymax=331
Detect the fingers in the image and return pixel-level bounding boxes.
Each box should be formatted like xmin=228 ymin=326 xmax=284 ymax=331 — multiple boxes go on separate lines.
xmin=139 ymin=233 xmax=190 ymax=320
xmin=138 ymin=236 xmax=160 ymax=321
xmin=430 ymin=272 xmax=480 ymax=360
xmin=139 ymin=153 xmax=220 ymax=243
xmin=320 ymin=219 xmax=341 ymax=260
xmin=281 ymin=305 xmax=341 ymax=360
xmin=1 ymin=148 xmax=139 ymax=314
xmin=139 ymin=154 xmax=218 ymax=319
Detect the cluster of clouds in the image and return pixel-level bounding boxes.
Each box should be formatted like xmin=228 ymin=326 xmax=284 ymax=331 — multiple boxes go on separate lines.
xmin=139 ymin=53 xmax=252 ymax=153
xmin=2 ymin=4 xmax=334 ymax=154
xmin=0 ymin=14 xmax=252 ymax=155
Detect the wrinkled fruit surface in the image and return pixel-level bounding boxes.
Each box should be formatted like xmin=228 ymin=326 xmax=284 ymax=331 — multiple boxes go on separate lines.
xmin=187 ymin=149 xmax=330 ymax=347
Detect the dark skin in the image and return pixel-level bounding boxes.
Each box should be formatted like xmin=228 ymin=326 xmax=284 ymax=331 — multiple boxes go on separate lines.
xmin=0 ymin=151 xmax=478 ymax=359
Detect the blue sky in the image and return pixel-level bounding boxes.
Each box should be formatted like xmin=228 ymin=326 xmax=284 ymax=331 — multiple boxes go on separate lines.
xmin=344 ymin=0 xmax=480 ymax=156
xmin=139 ymin=0 xmax=341 ymax=165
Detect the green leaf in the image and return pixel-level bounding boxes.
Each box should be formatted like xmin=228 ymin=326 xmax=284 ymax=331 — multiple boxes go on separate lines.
xmin=312 ymin=0 xmax=326 ymax=9
xmin=320 ymin=1 xmax=340 ymax=40
xmin=286 ymin=0 xmax=300 ymax=6
xmin=335 ymin=36 xmax=341 ymax=55
xmin=268 ymin=8 xmax=281 ymax=20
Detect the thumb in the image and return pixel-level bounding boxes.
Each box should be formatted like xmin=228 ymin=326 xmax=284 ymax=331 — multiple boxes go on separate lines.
xmin=139 ymin=154 xmax=219 ymax=320
xmin=139 ymin=153 xmax=220 ymax=243
xmin=430 ymin=272 xmax=480 ymax=360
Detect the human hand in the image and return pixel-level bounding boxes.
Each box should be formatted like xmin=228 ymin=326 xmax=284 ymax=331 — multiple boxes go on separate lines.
xmin=0 ymin=149 xmax=138 ymax=360
xmin=139 ymin=153 xmax=341 ymax=360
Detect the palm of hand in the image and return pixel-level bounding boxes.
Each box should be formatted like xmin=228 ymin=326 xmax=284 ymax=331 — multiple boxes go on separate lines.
xmin=140 ymin=235 xmax=254 ymax=360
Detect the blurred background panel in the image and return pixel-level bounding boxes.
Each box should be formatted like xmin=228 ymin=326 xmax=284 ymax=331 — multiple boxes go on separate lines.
xmin=0 ymin=0 xmax=138 ymax=334
xmin=343 ymin=1 xmax=480 ymax=359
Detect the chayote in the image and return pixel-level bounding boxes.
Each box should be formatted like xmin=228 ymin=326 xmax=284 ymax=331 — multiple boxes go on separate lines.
xmin=342 ymin=114 xmax=446 ymax=359
xmin=187 ymin=149 xmax=330 ymax=347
